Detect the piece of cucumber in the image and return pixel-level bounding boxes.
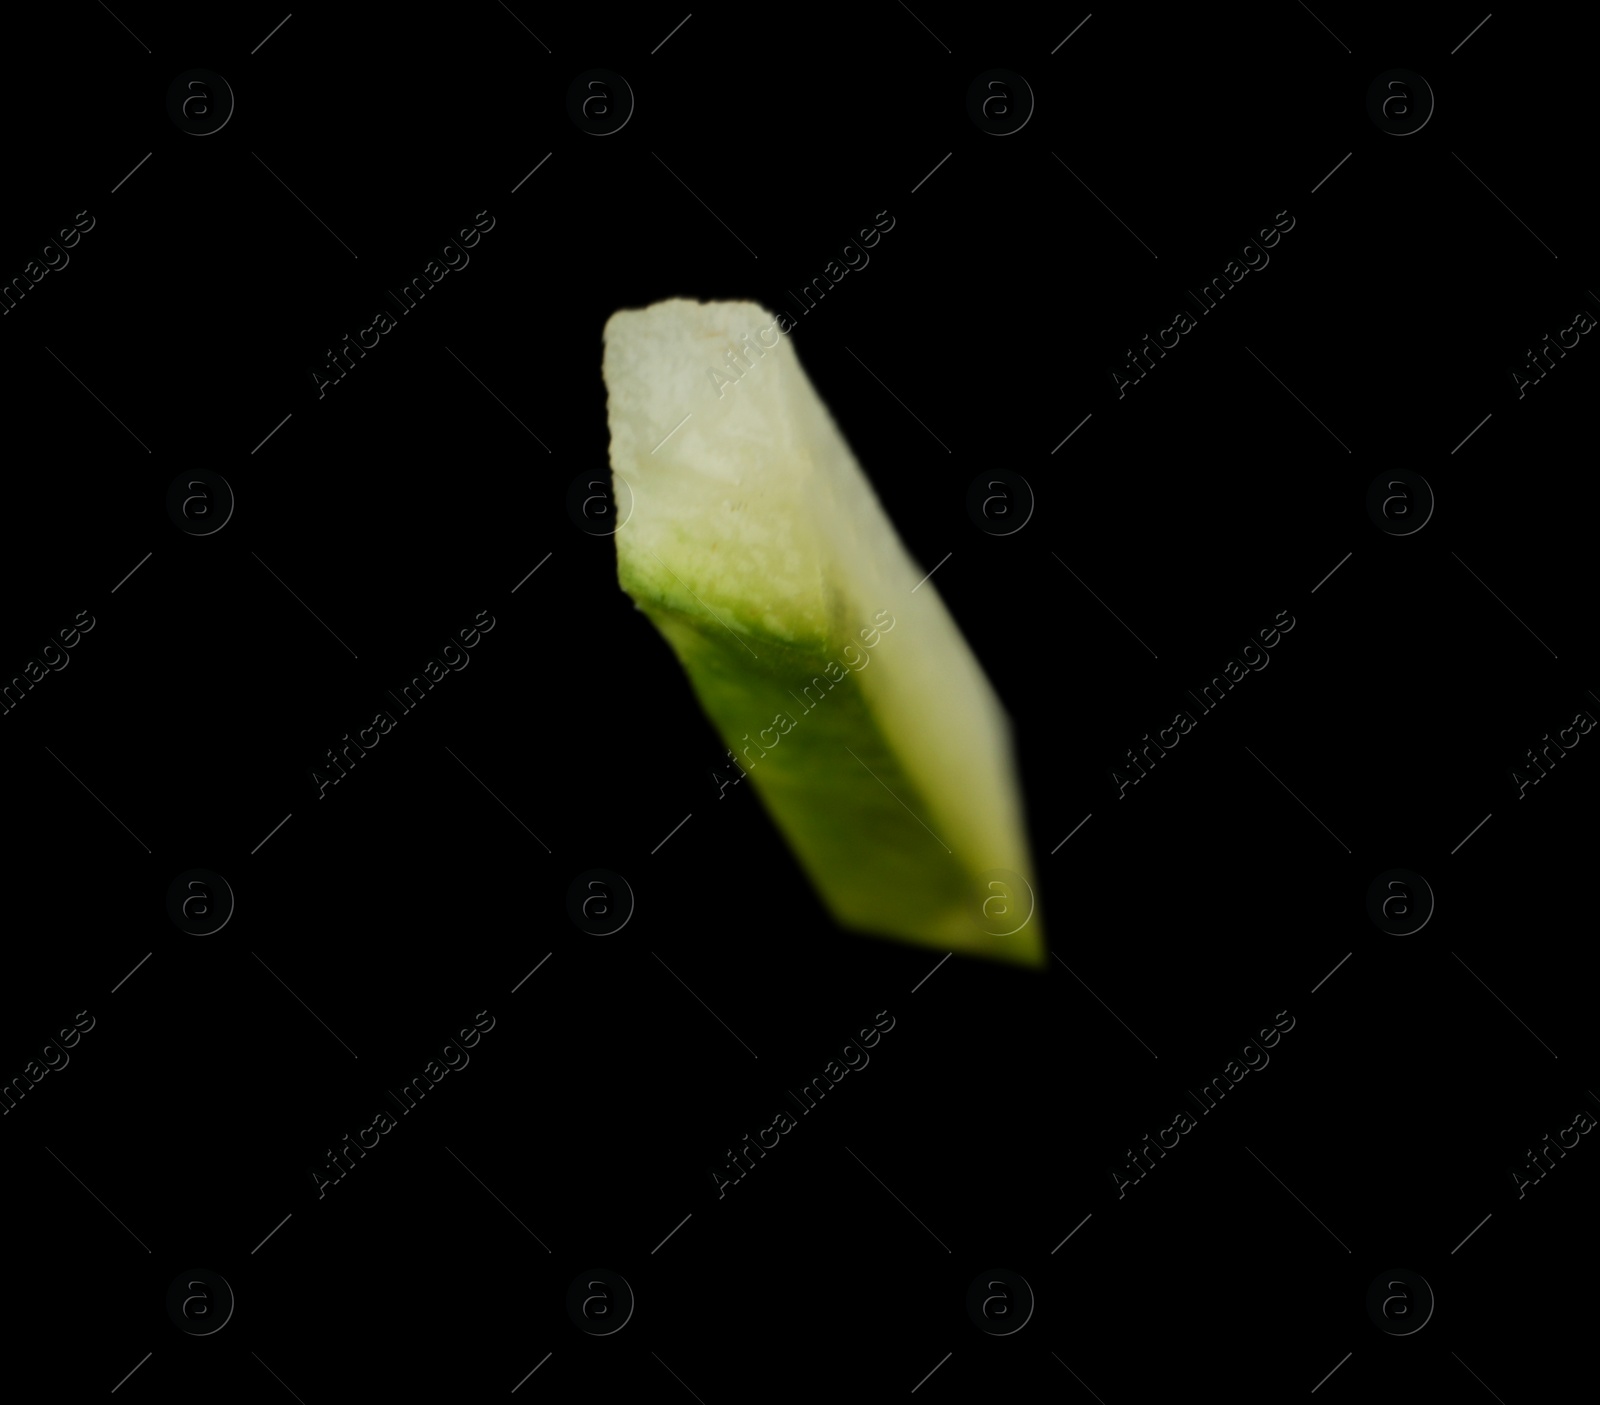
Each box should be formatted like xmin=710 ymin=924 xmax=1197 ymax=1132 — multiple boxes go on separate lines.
xmin=602 ymin=299 xmax=1042 ymax=965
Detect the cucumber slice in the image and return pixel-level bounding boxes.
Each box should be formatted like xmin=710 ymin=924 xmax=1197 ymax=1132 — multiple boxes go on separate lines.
xmin=602 ymin=299 xmax=1043 ymax=965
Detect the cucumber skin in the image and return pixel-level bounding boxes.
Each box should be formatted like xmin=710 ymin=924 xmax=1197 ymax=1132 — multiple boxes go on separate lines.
xmin=639 ymin=595 xmax=1045 ymax=966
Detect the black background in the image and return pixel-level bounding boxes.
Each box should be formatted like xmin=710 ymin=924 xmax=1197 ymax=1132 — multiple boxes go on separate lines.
xmin=2 ymin=3 xmax=1596 ymax=1401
